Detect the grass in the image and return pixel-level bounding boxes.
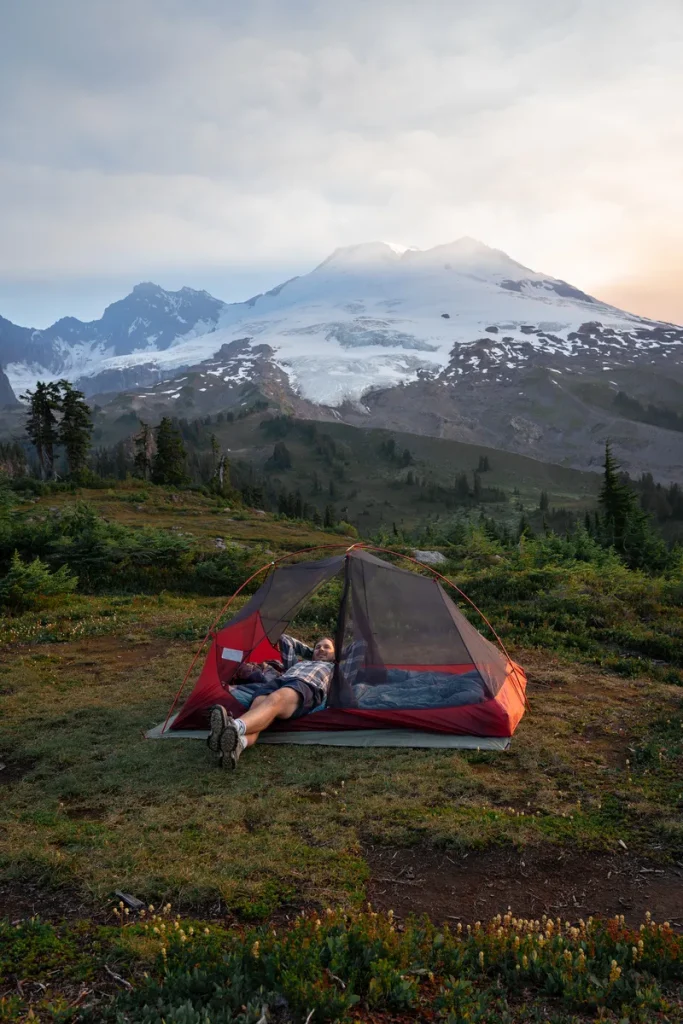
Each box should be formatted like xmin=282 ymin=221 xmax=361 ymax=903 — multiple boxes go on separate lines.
xmin=1 ymin=493 xmax=683 ymax=1020
xmin=0 ymin=589 xmax=681 ymax=922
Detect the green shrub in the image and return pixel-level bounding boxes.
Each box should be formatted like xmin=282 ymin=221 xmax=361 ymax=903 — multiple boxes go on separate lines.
xmin=0 ymin=551 xmax=77 ymax=611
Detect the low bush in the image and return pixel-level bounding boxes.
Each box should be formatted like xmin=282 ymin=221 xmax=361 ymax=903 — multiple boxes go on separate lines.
xmin=0 ymin=551 xmax=77 ymax=611
xmin=1 ymin=908 xmax=681 ymax=1022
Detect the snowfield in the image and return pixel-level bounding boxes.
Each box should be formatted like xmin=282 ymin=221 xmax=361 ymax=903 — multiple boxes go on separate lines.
xmin=5 ymin=238 xmax=677 ymax=405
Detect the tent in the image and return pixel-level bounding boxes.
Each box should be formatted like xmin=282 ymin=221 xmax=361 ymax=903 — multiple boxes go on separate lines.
xmin=148 ymin=546 xmax=527 ymax=749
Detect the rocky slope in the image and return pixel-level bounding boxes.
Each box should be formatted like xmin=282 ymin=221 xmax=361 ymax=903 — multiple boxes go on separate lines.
xmin=3 ymin=239 xmax=682 ymax=479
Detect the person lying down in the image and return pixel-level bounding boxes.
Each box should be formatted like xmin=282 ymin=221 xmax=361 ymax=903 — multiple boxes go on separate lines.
xmin=207 ymin=634 xmax=363 ymax=770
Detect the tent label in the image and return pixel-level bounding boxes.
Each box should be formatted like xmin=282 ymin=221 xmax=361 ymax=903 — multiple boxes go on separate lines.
xmin=221 ymin=648 xmax=244 ymax=662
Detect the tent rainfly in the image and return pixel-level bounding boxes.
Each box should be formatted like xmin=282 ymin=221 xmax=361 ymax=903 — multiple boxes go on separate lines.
xmin=148 ymin=547 xmax=527 ymax=749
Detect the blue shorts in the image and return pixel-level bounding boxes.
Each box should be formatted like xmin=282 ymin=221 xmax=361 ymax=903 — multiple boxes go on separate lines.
xmin=230 ymin=677 xmax=326 ymax=719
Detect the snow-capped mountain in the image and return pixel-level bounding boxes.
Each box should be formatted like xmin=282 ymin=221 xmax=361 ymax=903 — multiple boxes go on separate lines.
xmin=3 ymin=239 xmax=681 ymax=403
xmin=0 ymin=283 xmax=227 ymax=396
xmin=2 ymin=238 xmax=682 ymax=479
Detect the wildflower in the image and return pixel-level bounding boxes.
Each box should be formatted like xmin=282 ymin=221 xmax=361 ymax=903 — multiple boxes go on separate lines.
xmin=479 ymin=951 xmax=485 ymax=967
xmin=632 ymin=946 xmax=639 ymax=961
xmin=457 ymin=923 xmax=462 ymax=934
xmin=609 ymin=960 xmax=621 ymax=983
xmin=515 ymin=964 xmax=520 ymax=971
xmin=531 ymin=950 xmax=538 ymax=962
xmin=189 ymin=927 xmax=194 ymax=936
xmin=645 ymin=911 xmax=651 ymax=923
xmin=204 ymin=928 xmax=210 ymax=936
xmin=522 ymin=955 xmax=528 ymax=969
xmin=119 ymin=901 xmax=124 ymax=909
xmin=252 ymin=941 xmax=260 ymax=958
xmin=149 ymin=905 xmax=155 ymax=912
xmin=563 ymin=949 xmax=572 ymax=964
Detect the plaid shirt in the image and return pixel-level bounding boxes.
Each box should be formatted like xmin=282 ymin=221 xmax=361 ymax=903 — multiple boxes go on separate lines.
xmin=279 ymin=634 xmax=365 ymax=697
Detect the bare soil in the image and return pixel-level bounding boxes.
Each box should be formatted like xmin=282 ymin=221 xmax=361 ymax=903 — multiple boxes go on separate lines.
xmin=366 ymin=844 xmax=683 ymax=928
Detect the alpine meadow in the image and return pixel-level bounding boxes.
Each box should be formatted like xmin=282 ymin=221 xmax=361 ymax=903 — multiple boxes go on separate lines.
xmin=2 ymin=1 xmax=683 ymax=1020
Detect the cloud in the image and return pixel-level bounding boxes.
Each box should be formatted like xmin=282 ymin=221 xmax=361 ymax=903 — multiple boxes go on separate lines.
xmin=1 ymin=0 xmax=682 ymax=323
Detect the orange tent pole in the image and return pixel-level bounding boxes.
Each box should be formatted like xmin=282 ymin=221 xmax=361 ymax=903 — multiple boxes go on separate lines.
xmin=363 ymin=544 xmax=530 ymax=710
xmin=160 ymin=541 xmax=362 ymax=733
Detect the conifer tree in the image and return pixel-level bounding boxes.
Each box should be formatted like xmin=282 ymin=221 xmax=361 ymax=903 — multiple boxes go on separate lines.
xmin=597 ymin=441 xmax=667 ymax=570
xmin=22 ymin=381 xmax=61 ymax=480
xmin=598 ymin=441 xmax=636 ymax=551
xmin=152 ymin=417 xmax=188 ymax=486
xmin=58 ymin=381 xmax=92 ymax=478
xmin=133 ymin=421 xmax=154 ymax=479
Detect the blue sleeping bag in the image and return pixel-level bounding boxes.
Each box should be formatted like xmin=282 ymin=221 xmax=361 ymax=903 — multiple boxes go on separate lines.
xmin=352 ymin=668 xmax=486 ymax=710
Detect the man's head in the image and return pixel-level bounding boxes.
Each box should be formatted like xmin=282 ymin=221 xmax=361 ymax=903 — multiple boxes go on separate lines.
xmin=313 ymin=637 xmax=335 ymax=662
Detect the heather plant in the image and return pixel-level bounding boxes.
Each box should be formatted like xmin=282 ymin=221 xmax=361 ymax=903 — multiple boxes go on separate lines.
xmin=2 ymin=908 xmax=681 ymax=1022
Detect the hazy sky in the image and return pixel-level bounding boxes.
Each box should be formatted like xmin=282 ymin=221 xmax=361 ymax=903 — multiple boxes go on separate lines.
xmin=2 ymin=0 xmax=682 ymax=327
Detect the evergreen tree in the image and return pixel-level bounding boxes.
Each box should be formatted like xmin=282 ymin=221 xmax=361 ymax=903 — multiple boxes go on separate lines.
xmin=152 ymin=417 xmax=188 ymax=486
xmin=477 ymin=455 xmax=491 ymax=472
xmin=472 ymin=471 xmax=482 ymax=502
xmin=597 ymin=441 xmax=667 ymax=570
xmin=598 ymin=442 xmax=636 ymax=551
xmin=324 ymin=504 xmax=335 ymax=528
xmin=539 ymin=490 xmax=550 ymax=512
xmin=454 ymin=472 xmax=470 ymax=500
xmin=266 ymin=441 xmax=292 ymax=472
xmin=58 ymin=381 xmax=92 ymax=478
xmin=22 ymin=380 xmax=61 ymax=480
xmin=133 ymin=421 xmax=154 ymax=479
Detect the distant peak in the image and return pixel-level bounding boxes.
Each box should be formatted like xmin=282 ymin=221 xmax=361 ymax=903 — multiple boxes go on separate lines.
xmin=382 ymin=241 xmax=419 ymax=256
xmin=131 ymin=281 xmax=163 ymax=293
xmin=314 ymin=240 xmax=406 ymax=272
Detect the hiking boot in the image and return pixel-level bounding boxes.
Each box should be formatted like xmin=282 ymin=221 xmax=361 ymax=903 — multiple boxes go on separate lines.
xmin=207 ymin=705 xmax=228 ymax=752
xmin=218 ymin=719 xmax=243 ymax=770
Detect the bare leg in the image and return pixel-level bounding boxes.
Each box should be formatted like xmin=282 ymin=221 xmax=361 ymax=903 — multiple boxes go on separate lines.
xmin=237 ymin=687 xmax=300 ymax=742
xmin=214 ymin=687 xmax=301 ymax=769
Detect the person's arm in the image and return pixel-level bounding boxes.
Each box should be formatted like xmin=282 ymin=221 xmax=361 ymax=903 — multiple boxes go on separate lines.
xmin=279 ymin=634 xmax=314 ymax=669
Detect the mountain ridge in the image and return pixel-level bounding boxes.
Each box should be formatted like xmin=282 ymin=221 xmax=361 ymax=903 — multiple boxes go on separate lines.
xmin=1 ymin=238 xmax=682 ymax=481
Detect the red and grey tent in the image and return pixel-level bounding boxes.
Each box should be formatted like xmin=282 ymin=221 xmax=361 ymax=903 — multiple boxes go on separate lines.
xmin=148 ymin=546 xmax=527 ymax=749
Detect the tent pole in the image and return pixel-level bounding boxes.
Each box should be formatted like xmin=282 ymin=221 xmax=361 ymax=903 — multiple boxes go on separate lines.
xmin=363 ymin=544 xmax=530 ymax=711
xmin=161 ymin=541 xmax=363 ymax=734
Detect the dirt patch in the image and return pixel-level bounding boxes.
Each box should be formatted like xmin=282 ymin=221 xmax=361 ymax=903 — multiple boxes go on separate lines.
xmin=0 ymin=757 xmax=37 ymax=786
xmin=0 ymin=636 xmax=175 ymax=687
xmin=0 ymin=879 xmax=110 ymax=924
xmin=366 ymin=845 xmax=683 ymax=928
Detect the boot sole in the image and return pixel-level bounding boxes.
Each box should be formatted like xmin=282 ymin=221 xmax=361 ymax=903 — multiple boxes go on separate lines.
xmin=207 ymin=705 xmax=228 ymax=752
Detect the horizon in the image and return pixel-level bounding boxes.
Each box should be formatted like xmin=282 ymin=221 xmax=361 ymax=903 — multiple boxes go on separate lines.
xmin=2 ymin=235 xmax=682 ymax=331
xmin=2 ymin=1 xmax=682 ymax=329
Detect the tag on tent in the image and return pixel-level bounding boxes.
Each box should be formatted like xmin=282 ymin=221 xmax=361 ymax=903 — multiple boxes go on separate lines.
xmin=221 ymin=648 xmax=244 ymax=662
